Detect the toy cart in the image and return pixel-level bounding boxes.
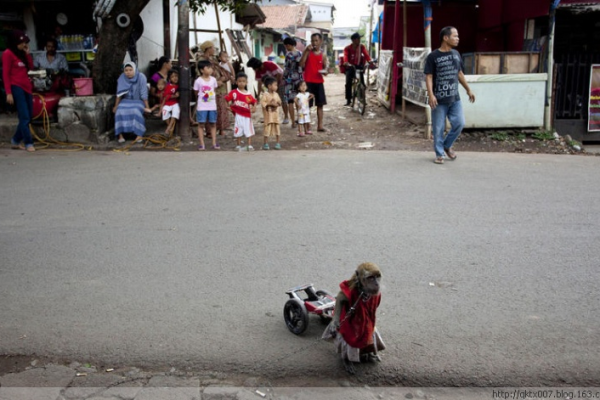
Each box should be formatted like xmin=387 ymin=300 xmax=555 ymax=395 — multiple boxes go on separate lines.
xmin=283 ymin=284 xmax=336 ymax=335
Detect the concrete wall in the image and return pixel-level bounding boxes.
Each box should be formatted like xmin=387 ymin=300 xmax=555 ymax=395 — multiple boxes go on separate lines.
xmin=307 ymin=4 xmax=333 ymax=22
xmin=460 ymin=73 xmax=548 ymax=128
xmin=136 ymin=0 xmax=166 ymax=75
xmin=185 ymin=6 xmax=247 ymax=56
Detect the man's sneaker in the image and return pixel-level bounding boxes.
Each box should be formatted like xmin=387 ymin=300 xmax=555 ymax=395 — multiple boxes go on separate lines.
xmin=263 ymin=144 xmax=270 ymax=150
xmin=344 ymin=101 xmax=352 ymax=107
xmin=274 ymin=143 xmax=281 ymax=150
xmin=235 ymin=145 xmax=242 ymax=151
xmin=247 ymin=145 xmax=254 ymax=151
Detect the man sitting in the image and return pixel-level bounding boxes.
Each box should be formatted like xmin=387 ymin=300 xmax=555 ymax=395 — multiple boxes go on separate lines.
xmin=34 ymin=38 xmax=68 ymax=74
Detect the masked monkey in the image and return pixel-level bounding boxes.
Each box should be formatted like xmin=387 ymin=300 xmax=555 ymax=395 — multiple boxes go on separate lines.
xmin=322 ymin=262 xmax=385 ymax=374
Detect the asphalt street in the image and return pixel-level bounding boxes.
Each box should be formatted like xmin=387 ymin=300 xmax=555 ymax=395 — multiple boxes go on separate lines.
xmin=1 ymin=149 xmax=599 ymax=386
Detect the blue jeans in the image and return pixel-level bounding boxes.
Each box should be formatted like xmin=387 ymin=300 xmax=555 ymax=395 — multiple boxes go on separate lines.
xmin=432 ymin=100 xmax=465 ymax=158
xmin=11 ymin=85 xmax=34 ymax=147
xmin=196 ymin=110 xmax=217 ymax=124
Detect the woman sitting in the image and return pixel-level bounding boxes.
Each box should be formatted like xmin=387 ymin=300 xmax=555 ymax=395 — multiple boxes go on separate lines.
xmin=112 ymin=62 xmax=151 ymax=144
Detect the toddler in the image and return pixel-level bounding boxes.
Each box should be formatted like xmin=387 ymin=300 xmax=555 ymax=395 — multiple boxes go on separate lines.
xmin=294 ymin=81 xmax=314 ymax=136
xmin=260 ymin=76 xmax=282 ymax=150
xmin=151 ymin=78 xmax=166 ymax=116
xmin=193 ymin=60 xmax=220 ymax=150
xmin=225 ymin=72 xmax=257 ymax=151
xmin=161 ymin=70 xmax=180 ymax=135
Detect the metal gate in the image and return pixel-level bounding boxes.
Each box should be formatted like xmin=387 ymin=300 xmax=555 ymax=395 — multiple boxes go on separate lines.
xmin=554 ymin=52 xmax=600 ymax=119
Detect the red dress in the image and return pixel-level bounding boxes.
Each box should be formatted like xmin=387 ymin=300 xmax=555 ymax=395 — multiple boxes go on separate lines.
xmin=337 ymin=280 xmax=381 ymax=349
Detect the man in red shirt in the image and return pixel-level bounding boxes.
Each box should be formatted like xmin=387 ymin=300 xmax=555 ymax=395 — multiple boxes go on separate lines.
xmin=343 ymin=33 xmax=372 ymax=107
xmin=300 ymin=32 xmax=328 ymax=132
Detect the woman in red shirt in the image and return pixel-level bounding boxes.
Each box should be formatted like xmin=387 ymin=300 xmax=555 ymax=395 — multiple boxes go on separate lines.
xmin=2 ymin=30 xmax=35 ymax=152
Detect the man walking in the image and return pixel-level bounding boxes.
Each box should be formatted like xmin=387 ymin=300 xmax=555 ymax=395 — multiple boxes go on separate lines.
xmin=343 ymin=32 xmax=372 ymax=107
xmin=424 ymin=26 xmax=475 ymax=164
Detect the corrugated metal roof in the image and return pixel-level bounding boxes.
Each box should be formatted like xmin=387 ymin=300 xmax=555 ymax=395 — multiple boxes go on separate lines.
xmin=258 ymin=5 xmax=310 ymax=30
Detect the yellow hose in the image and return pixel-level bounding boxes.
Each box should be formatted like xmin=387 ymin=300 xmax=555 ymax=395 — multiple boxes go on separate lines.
xmin=29 ymin=93 xmax=89 ymax=151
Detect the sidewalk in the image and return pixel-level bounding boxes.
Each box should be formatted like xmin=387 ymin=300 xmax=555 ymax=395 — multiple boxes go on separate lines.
xmin=0 ymin=360 xmax=502 ymax=400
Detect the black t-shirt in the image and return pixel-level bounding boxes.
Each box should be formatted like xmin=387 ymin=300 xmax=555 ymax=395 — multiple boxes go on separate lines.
xmin=424 ymin=49 xmax=464 ymax=104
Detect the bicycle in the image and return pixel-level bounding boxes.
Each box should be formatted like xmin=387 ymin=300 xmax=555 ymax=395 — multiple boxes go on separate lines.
xmin=350 ymin=66 xmax=367 ymax=115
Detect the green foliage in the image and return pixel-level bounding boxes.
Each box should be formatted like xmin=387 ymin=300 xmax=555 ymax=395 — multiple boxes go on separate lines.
xmin=568 ymin=140 xmax=581 ymax=147
xmin=490 ymin=131 xmax=508 ymax=142
xmin=532 ymin=130 xmax=555 ymax=141
xmin=516 ymin=133 xmax=526 ymax=141
xmin=187 ymin=0 xmax=266 ymax=14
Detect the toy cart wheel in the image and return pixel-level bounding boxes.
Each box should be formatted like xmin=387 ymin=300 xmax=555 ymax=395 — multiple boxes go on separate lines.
xmin=283 ymin=298 xmax=309 ymax=335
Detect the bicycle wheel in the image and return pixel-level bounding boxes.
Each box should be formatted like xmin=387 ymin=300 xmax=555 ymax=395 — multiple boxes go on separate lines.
xmin=356 ymin=83 xmax=367 ymax=115
xmin=351 ymin=81 xmax=357 ymax=109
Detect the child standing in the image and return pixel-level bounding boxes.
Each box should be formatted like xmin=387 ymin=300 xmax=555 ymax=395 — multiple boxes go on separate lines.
xmin=260 ymin=76 xmax=282 ymax=150
xmin=218 ymin=51 xmax=234 ymax=83
xmin=294 ymin=81 xmax=314 ymax=137
xmin=161 ymin=70 xmax=180 ymax=135
xmin=225 ymin=72 xmax=257 ymax=151
xmin=193 ymin=60 xmax=220 ymax=150
xmin=150 ymin=78 xmax=166 ymax=117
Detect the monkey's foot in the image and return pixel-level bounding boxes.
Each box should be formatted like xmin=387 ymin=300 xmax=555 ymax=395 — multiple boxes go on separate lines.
xmin=361 ymin=353 xmax=382 ymax=363
xmin=343 ymin=359 xmax=356 ymax=375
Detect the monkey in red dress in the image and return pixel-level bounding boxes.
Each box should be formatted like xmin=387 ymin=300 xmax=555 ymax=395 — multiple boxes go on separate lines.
xmin=323 ymin=262 xmax=385 ymax=374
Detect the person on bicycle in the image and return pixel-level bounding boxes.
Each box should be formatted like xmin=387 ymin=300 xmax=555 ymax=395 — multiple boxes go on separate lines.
xmin=343 ymin=33 xmax=373 ymax=107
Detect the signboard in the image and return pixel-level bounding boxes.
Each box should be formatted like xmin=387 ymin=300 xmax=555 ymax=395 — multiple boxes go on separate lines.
xmin=589 ymin=64 xmax=600 ymax=132
xmin=377 ymin=50 xmax=394 ymax=109
xmin=402 ymin=47 xmax=431 ymax=107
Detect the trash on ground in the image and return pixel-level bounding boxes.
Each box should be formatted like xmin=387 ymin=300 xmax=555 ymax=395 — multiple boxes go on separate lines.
xmin=76 ymin=373 xmax=87 ymax=377
xmin=323 ymin=141 xmax=333 ymax=146
xmin=256 ymin=390 xmax=267 ymax=398
xmin=105 ymin=368 xmax=114 ymax=372
xmin=358 ymin=142 xmax=374 ymax=149
xmin=338 ymin=116 xmax=347 ymax=119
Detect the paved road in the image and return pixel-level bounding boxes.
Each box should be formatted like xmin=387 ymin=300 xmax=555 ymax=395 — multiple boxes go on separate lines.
xmin=1 ymin=149 xmax=599 ymax=386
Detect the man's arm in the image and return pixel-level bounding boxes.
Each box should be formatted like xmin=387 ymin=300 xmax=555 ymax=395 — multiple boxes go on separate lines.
xmin=300 ymin=45 xmax=312 ymax=68
xmin=458 ymin=71 xmax=475 ymax=103
xmin=33 ymin=54 xmax=41 ymax=70
xmin=343 ymin=46 xmax=350 ymax=66
xmin=58 ymin=55 xmax=69 ymax=72
xmin=425 ymin=74 xmax=437 ymax=110
xmin=362 ymin=45 xmax=372 ymax=63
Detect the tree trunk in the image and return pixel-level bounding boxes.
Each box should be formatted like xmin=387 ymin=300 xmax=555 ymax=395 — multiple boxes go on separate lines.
xmin=177 ymin=1 xmax=192 ymax=142
xmin=93 ymin=0 xmax=151 ymax=94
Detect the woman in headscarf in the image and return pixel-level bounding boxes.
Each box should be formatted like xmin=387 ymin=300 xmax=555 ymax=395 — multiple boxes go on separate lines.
xmin=112 ymin=62 xmax=151 ymax=144
xmin=196 ymin=40 xmax=232 ymax=136
xmin=2 ymin=30 xmax=35 ymax=152
xmin=149 ymin=56 xmax=171 ymax=107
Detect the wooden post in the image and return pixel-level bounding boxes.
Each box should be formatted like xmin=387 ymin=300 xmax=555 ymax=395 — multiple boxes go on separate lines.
xmin=177 ymin=0 xmax=191 ymax=143
xmin=163 ymin=0 xmax=171 ymax=57
xmin=390 ymin=0 xmax=401 ymax=114
xmin=401 ymin=0 xmax=407 ymax=120
xmin=214 ymin=3 xmax=224 ymax=52
xmin=193 ymin=11 xmax=198 ymax=45
xmin=423 ymin=0 xmax=433 ymax=139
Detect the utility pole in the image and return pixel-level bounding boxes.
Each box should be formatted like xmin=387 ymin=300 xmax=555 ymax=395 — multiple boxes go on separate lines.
xmin=177 ymin=0 xmax=191 ymax=143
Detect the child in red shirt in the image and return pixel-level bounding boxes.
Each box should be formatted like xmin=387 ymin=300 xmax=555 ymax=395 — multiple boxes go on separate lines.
xmin=225 ymin=72 xmax=257 ymax=151
xmin=160 ymin=71 xmax=180 ymax=135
